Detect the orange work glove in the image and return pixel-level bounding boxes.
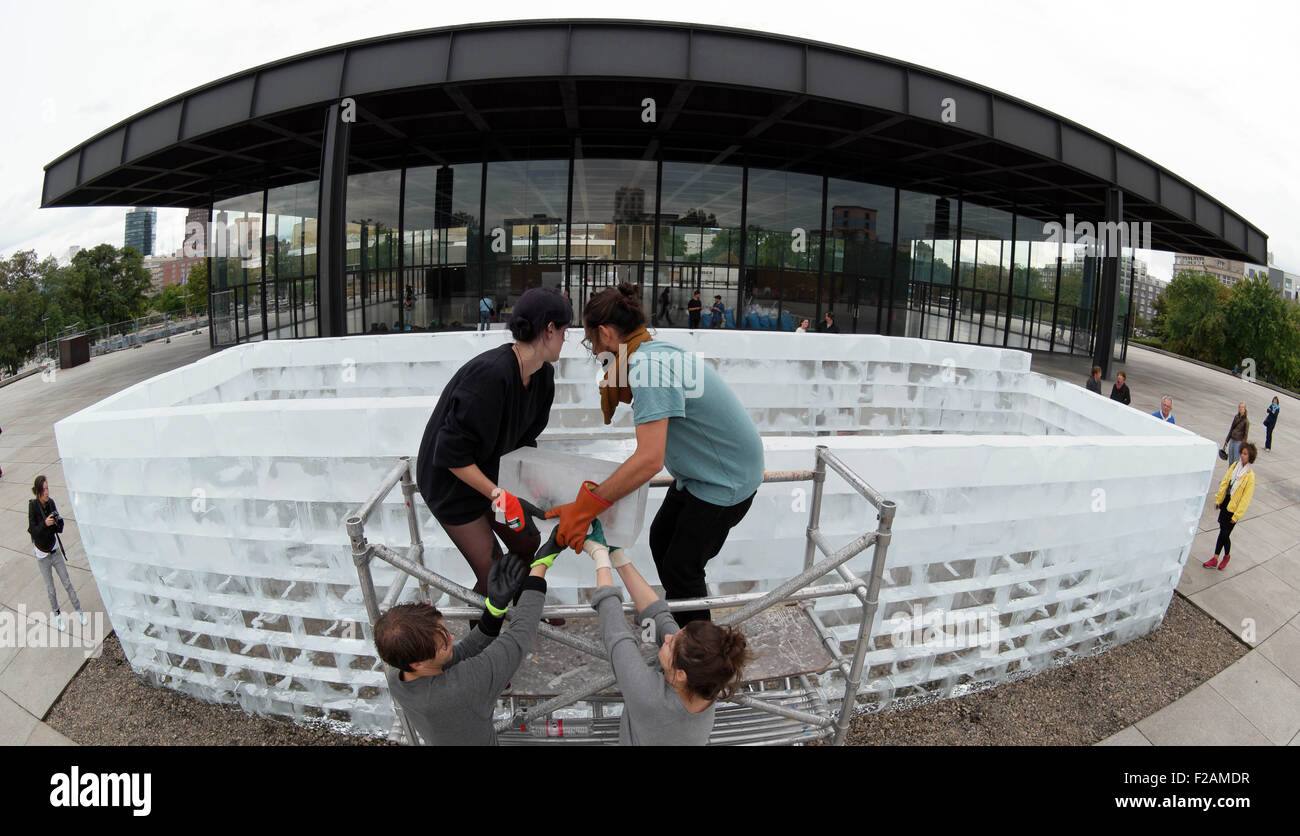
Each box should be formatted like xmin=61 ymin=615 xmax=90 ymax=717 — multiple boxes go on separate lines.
xmin=544 ymin=480 xmax=612 ymax=552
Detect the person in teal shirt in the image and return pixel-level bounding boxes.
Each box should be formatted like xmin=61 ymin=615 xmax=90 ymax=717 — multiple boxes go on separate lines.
xmin=546 ymin=283 xmax=764 ymax=625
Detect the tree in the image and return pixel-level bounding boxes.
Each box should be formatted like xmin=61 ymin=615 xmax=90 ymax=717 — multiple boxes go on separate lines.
xmin=0 ymin=251 xmax=57 ymax=375
xmin=1154 ymin=271 xmax=1230 ymax=363
xmin=49 ymin=244 xmax=152 ymax=329
xmin=185 ymin=261 xmax=208 ymax=313
xmin=1222 ymin=277 xmax=1300 ymax=386
xmin=151 ymin=284 xmax=188 ymax=317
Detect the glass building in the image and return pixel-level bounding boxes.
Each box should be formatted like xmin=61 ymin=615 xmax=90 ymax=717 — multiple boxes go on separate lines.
xmin=44 ymin=21 xmax=1267 ymax=369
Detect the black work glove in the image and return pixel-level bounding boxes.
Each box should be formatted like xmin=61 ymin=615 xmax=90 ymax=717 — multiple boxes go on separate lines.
xmin=484 ymin=553 xmax=528 ymax=617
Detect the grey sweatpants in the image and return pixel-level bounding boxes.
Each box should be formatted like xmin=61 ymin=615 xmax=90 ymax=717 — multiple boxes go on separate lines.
xmin=33 ymin=544 xmax=81 ymax=614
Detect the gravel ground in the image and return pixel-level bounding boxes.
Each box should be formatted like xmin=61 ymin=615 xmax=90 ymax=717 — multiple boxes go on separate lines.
xmin=46 ymin=594 xmax=1242 ymax=746
xmin=45 ymin=633 xmax=393 ymax=746
xmin=839 ymin=594 xmax=1246 ymax=746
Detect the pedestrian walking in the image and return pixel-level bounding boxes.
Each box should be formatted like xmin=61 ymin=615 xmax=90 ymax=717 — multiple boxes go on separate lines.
xmin=1109 ymin=371 xmax=1131 ymax=405
xmin=1263 ymin=396 xmax=1280 ymax=451
xmin=1224 ymin=402 xmax=1249 ymax=465
xmin=687 ymin=291 xmax=702 ymax=329
xmin=27 ymin=475 xmax=86 ymax=631
xmin=1086 ymin=365 xmax=1102 ymax=395
xmin=1204 ymin=443 xmax=1257 ymax=571
xmin=658 ymin=286 xmax=673 ymax=326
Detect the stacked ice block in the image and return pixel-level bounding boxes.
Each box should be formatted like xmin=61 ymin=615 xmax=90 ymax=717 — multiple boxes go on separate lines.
xmin=54 ymin=330 xmax=1215 ymax=734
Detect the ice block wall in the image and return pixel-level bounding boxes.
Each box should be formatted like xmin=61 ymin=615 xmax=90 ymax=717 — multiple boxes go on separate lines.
xmin=54 ymin=331 xmax=1215 ymax=733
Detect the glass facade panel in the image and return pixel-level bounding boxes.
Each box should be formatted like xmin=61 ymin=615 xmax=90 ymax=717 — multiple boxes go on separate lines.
xmin=826 ymin=178 xmax=894 ymax=335
xmin=954 ymin=202 xmax=1012 ymax=346
xmin=483 ymin=159 xmax=568 ymax=322
xmin=570 ymin=158 xmax=657 ymax=320
xmin=344 ymin=170 xmax=401 ymax=335
xmin=660 ymin=162 xmax=743 ymax=327
xmin=211 ymin=192 xmax=265 ymax=344
xmin=897 ymin=190 xmax=957 ymax=341
xmin=404 ymin=163 xmax=483 ymax=329
xmin=266 ymin=180 xmax=319 ymax=340
xmin=743 ymin=169 xmax=822 ymax=331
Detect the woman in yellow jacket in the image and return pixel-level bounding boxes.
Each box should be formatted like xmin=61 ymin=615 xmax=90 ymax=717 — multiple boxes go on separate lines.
xmin=1204 ymin=442 xmax=1257 ymax=571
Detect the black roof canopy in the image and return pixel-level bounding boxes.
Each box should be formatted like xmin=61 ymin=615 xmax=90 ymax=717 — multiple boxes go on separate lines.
xmin=41 ymin=18 xmax=1267 ymax=262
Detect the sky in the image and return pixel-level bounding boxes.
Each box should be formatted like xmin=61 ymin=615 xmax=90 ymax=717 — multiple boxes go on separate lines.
xmin=2 ymin=0 xmax=1295 ymax=282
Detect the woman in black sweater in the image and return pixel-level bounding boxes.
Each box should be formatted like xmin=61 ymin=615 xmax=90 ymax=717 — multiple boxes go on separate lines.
xmin=416 ymin=287 xmax=571 ymax=599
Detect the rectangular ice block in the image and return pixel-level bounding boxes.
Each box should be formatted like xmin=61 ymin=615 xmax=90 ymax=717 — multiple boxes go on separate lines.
xmin=497 ymin=447 xmax=648 ymax=546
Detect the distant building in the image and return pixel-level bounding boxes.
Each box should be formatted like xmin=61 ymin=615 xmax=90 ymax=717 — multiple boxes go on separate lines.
xmin=144 ymin=254 xmax=204 ymax=294
xmin=59 ymin=245 xmax=82 ymax=266
xmin=830 ymin=205 xmax=879 ymax=242
xmin=1172 ymin=252 xmax=1244 ymax=288
xmin=1130 ymin=261 xmax=1162 ymax=326
xmin=185 ymin=207 xmax=209 ymax=256
xmin=124 ymin=207 xmax=157 ymax=256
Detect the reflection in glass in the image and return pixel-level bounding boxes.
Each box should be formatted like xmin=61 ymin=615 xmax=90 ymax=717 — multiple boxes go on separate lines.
xmin=405 ymin=164 xmax=483 ymax=329
xmin=826 ymin=178 xmax=894 ymax=334
xmin=659 ymin=162 xmax=743 ymax=327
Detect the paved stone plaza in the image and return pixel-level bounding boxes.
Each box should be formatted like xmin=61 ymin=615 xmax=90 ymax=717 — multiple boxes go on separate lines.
xmin=1 ymin=333 xmax=1296 ymax=746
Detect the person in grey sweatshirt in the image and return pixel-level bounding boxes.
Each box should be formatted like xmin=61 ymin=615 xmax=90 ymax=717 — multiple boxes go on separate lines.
xmin=373 ymin=540 xmax=557 ymax=746
xmin=583 ymin=522 xmax=750 ymax=745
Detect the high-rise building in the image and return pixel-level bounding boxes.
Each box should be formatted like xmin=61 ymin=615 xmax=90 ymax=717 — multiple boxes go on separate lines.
xmin=185 ymin=207 xmax=209 ymax=256
xmin=1129 ymin=260 xmax=1162 ymax=326
xmin=124 ymin=207 xmax=157 ymax=256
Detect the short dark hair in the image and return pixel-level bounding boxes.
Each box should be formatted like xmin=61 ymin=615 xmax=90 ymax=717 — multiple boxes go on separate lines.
xmin=1091 ymin=365 xmax=1102 ymax=376
xmin=373 ymin=603 xmax=451 ymax=673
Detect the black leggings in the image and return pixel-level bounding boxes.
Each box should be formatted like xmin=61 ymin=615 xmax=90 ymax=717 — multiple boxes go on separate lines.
xmin=438 ymin=510 xmax=540 ymax=596
xmin=649 ymin=484 xmax=755 ymax=626
xmin=1214 ymin=506 xmax=1236 ymax=556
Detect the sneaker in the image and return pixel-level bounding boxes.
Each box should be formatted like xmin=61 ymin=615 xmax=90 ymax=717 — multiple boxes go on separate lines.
xmin=1203 ymin=556 xmax=1219 ymax=568
xmin=1218 ymin=554 xmax=1231 ymax=571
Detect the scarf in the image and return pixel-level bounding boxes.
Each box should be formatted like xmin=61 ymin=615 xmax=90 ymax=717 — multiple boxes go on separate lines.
xmin=599 ymin=326 xmax=654 ymax=425
xmin=1229 ymin=462 xmax=1252 ymax=495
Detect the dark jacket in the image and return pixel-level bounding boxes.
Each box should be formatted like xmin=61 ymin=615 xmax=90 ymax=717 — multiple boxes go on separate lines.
xmin=28 ymin=496 xmax=64 ymax=553
xmin=1228 ymin=412 xmax=1249 ymax=442
xmin=1085 ymin=377 xmax=1102 ymax=394
xmin=1109 ymin=382 xmax=1131 ymax=405
xmin=416 ymin=344 xmax=554 ymax=526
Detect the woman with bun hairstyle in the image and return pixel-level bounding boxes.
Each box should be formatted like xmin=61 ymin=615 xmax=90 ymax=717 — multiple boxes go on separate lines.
xmin=583 ymin=522 xmax=749 ymax=745
xmin=416 ymin=287 xmax=571 ymax=602
xmin=546 ymin=283 xmax=764 ymax=626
